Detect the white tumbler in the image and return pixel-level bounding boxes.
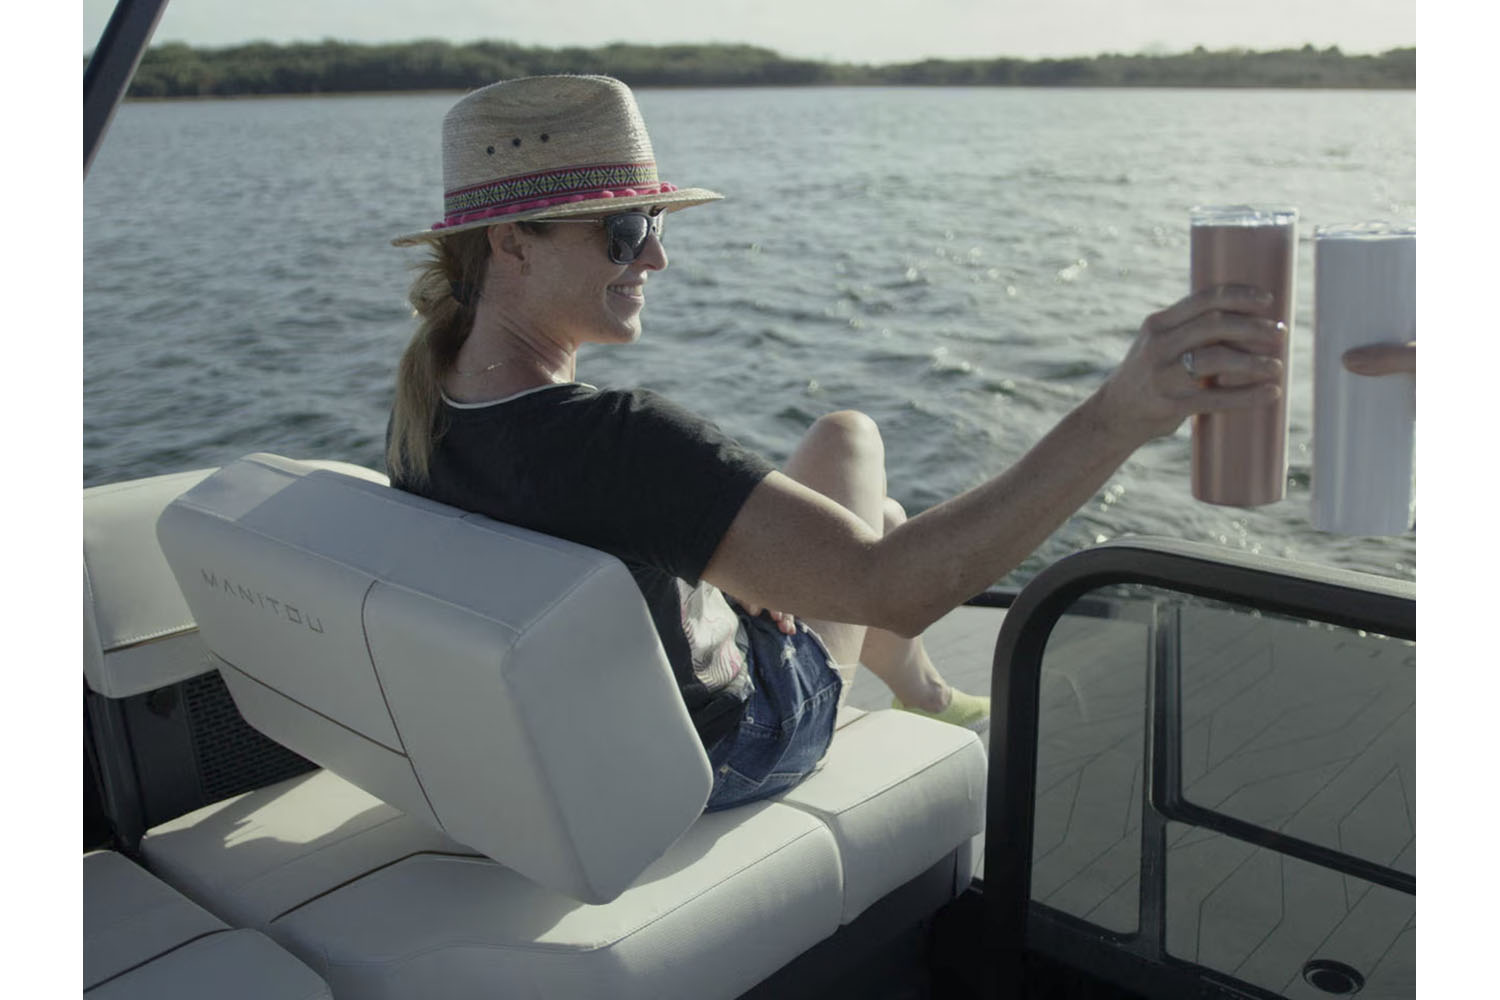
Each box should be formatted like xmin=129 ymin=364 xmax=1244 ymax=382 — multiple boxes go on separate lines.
xmin=1311 ymin=223 xmax=1416 ymax=535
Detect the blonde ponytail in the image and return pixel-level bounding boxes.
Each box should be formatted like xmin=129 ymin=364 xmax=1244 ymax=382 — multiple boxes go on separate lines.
xmin=386 ymin=228 xmax=492 ymax=485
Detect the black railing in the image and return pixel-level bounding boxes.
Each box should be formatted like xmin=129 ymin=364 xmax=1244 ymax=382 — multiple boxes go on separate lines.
xmin=980 ymin=537 xmax=1415 ymax=998
xmin=84 ymin=0 xmax=171 ymax=176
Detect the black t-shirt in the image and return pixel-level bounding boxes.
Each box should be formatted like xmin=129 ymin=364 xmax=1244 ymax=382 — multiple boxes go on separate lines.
xmin=392 ymin=383 xmax=775 ymax=749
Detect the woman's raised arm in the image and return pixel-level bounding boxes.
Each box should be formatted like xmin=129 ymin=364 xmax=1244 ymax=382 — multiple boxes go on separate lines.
xmin=701 ymin=284 xmax=1286 ymax=638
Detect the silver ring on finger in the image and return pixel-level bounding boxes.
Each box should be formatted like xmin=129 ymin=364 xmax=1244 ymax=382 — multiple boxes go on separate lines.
xmin=1181 ymin=349 xmax=1197 ymax=379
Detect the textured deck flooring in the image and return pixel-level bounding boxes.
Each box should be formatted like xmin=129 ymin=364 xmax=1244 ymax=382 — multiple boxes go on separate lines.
xmin=840 ymin=597 xmax=1415 ymax=999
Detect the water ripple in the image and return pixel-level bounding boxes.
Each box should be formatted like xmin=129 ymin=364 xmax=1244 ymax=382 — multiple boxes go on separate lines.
xmin=84 ymin=88 xmax=1416 ymax=586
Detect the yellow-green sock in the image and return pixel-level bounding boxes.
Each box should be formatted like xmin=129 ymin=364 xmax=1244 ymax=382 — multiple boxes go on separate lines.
xmin=892 ymin=689 xmax=990 ymax=732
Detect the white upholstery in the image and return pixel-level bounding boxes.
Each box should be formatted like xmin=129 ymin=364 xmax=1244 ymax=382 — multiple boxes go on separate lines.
xmin=155 ymin=453 xmax=712 ymax=904
xmin=84 ymin=849 xmax=225 ymax=987
xmin=274 ymin=804 xmax=841 ymax=1000
xmin=84 ymin=470 xmax=216 ymax=697
xmin=84 ymin=850 xmax=330 ymax=999
xmin=140 ymin=710 xmax=983 ymax=1000
xmin=142 ymin=770 xmax=471 ymax=929
xmin=142 ymin=774 xmax=841 ymax=1000
xmin=138 ymin=451 xmax=988 ymax=999
xmin=783 ymin=710 xmax=985 ymax=923
xmin=87 ymin=929 xmax=332 ymax=1000
xmin=83 ymin=461 xmax=387 ymax=698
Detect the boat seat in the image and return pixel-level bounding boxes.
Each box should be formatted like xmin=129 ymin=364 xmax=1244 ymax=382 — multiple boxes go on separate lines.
xmin=146 ymin=452 xmax=985 ymax=999
xmin=83 ymin=459 xmax=395 ymax=847
xmin=83 ymin=849 xmax=330 ymax=999
xmin=142 ymin=770 xmax=847 ymax=999
xmin=84 ymin=462 xmax=389 ymax=698
xmin=85 ymin=469 xmax=219 ymax=698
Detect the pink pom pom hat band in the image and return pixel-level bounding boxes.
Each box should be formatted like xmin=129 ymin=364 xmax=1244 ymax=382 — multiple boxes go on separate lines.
xmin=432 ymin=162 xmax=679 ymax=231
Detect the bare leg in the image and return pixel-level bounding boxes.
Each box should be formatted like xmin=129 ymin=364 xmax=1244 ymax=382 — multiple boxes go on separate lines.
xmin=778 ymin=410 xmax=885 ymax=669
xmin=780 ymin=411 xmax=950 ymax=712
xmin=855 ymin=499 xmax=951 ymax=712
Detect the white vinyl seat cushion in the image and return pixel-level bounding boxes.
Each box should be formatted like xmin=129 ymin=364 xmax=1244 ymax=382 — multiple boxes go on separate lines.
xmin=271 ymin=804 xmax=841 ymax=1000
xmin=143 ymin=773 xmax=842 ymax=1000
xmin=784 ymin=709 xmax=986 ymax=923
xmin=85 ymin=849 xmax=225 ymax=987
xmin=84 ymin=850 xmax=330 ymax=999
xmin=84 ymin=460 xmax=387 ymax=698
xmin=84 ymin=470 xmax=217 ymax=698
xmin=156 ymin=453 xmax=712 ymax=904
xmin=87 ymin=930 xmax=332 ymax=1000
xmin=141 ymin=770 xmax=473 ymax=930
xmin=138 ymin=710 xmax=982 ymax=1000
xmin=143 ymin=453 xmax=986 ymax=997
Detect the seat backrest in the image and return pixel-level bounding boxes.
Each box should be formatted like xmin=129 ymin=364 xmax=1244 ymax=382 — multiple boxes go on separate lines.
xmin=84 ymin=460 xmax=393 ymax=698
xmin=84 ymin=470 xmax=219 ymax=698
xmin=155 ymin=453 xmax=713 ymax=904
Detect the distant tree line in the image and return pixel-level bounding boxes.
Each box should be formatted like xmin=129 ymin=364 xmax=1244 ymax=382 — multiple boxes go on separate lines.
xmin=97 ymin=40 xmax=1415 ymax=99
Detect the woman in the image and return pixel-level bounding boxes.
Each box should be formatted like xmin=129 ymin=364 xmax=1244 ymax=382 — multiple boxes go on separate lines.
xmin=388 ymin=75 xmax=1285 ymax=812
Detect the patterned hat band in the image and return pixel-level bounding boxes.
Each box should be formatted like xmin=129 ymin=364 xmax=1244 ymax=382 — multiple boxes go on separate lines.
xmin=392 ymin=76 xmax=722 ymax=246
xmin=433 ymin=162 xmax=680 ymax=231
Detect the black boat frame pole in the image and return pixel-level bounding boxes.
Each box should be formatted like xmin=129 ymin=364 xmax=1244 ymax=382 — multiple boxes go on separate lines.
xmin=84 ymin=0 xmax=171 ymax=177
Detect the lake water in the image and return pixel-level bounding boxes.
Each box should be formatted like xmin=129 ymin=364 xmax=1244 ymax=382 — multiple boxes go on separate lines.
xmin=83 ymin=86 xmax=1416 ymax=587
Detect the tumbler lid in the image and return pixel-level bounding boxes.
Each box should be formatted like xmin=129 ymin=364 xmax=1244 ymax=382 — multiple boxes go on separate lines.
xmin=1314 ymin=221 xmax=1416 ymax=240
xmin=1190 ymin=205 xmax=1298 ymax=227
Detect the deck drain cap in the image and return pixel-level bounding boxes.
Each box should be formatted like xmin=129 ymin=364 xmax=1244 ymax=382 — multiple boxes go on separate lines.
xmin=1302 ymin=959 xmax=1365 ymax=995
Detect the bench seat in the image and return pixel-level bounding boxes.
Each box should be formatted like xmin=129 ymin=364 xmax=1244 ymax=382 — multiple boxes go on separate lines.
xmin=83 ymin=849 xmax=330 ymax=1000
xmin=141 ymin=707 xmax=982 ymax=999
xmin=87 ymin=453 xmax=987 ymax=998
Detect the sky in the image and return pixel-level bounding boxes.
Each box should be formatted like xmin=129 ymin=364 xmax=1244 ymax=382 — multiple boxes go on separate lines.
xmin=82 ymin=0 xmax=1415 ymax=63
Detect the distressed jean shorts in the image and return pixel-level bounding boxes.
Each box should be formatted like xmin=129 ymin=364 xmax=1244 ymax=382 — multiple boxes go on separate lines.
xmin=703 ymin=610 xmax=843 ymax=812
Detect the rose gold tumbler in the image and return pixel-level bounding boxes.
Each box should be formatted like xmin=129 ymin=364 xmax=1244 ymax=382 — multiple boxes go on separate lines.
xmin=1189 ymin=206 xmax=1296 ymax=506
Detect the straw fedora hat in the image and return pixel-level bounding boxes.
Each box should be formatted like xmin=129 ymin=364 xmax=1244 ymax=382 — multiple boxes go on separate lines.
xmin=393 ymin=75 xmax=723 ymax=246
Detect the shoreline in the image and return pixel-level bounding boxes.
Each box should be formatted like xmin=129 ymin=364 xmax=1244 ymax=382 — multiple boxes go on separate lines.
xmin=117 ymin=80 xmax=1416 ymax=103
xmin=95 ymin=42 xmax=1416 ymax=100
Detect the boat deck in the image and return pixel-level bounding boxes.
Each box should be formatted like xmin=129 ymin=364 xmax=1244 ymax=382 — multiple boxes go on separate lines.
xmin=842 ymin=598 xmax=1415 ymax=999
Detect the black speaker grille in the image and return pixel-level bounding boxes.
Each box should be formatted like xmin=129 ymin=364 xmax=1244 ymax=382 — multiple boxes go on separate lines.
xmin=181 ymin=671 xmax=317 ymax=801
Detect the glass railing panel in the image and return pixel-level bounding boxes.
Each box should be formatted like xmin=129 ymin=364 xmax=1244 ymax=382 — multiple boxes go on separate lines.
xmin=983 ymin=540 xmax=1415 ymax=999
xmin=1175 ymin=603 xmax=1415 ymax=878
xmin=1027 ymin=582 xmax=1414 ymax=947
xmin=1031 ymin=588 xmax=1156 ymax=935
xmin=1165 ymin=821 xmax=1415 ymax=999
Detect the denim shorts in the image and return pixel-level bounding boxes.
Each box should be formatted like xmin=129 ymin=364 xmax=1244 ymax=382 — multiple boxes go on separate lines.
xmin=703 ymin=611 xmax=843 ymax=812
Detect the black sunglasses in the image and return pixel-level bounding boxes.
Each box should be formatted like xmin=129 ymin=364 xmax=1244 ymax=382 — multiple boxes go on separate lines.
xmin=543 ymin=211 xmax=666 ymax=265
